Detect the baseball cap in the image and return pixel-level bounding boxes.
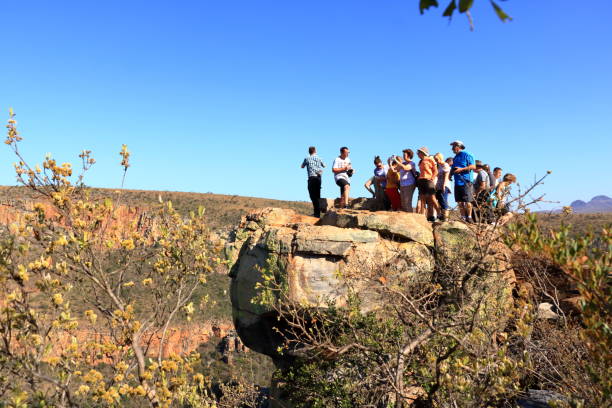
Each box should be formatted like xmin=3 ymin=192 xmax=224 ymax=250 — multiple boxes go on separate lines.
xmin=450 ymin=140 xmax=465 ymax=149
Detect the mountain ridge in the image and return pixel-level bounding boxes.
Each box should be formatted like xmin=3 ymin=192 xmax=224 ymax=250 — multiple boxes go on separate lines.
xmin=570 ymin=195 xmax=612 ymax=213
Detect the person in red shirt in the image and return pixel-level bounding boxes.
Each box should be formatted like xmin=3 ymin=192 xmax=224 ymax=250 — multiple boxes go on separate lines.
xmin=385 ymin=156 xmax=402 ymax=211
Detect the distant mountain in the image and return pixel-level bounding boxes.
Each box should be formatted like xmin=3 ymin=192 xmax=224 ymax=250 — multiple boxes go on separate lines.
xmin=570 ymin=195 xmax=612 ymax=213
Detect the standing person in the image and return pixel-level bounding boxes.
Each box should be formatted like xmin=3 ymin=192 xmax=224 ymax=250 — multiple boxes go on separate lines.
xmin=416 ymin=147 xmax=440 ymax=222
xmin=434 ymin=153 xmax=451 ymax=221
xmin=365 ymin=156 xmax=388 ymax=210
xmin=332 ymin=146 xmax=352 ymax=209
xmin=301 ymin=146 xmax=325 ymax=218
xmin=492 ymin=173 xmax=517 ymax=225
xmin=450 ymin=140 xmax=476 ymax=223
xmin=474 ymin=161 xmax=490 ymax=196
xmin=473 ymin=160 xmax=491 ymax=223
xmin=484 ymin=164 xmax=496 ymax=190
xmin=493 ymin=167 xmax=503 ymax=188
xmin=385 ymin=156 xmax=401 ymax=211
xmin=395 ymin=149 xmax=418 ymax=212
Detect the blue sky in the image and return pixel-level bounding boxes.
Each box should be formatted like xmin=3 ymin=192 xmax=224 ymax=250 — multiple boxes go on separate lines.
xmin=2 ymin=1 xmax=611 ymax=209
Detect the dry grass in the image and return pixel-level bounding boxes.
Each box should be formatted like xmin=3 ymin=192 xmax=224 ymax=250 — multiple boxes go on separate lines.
xmin=0 ymin=185 xmax=311 ymax=230
xmin=536 ymin=212 xmax=612 ymax=236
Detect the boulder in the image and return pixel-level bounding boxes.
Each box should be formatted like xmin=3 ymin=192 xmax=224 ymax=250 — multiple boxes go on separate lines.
xmin=537 ymin=302 xmax=560 ymax=320
xmin=227 ymin=208 xmax=435 ymax=360
xmin=318 ymin=197 xmax=382 ymax=213
xmin=227 ymin=208 xmax=515 ymax=368
xmin=320 ymin=209 xmax=433 ymax=246
xmin=318 ymin=198 xmax=336 ymax=213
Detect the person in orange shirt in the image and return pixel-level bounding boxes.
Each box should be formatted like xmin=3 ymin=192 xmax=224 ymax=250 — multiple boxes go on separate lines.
xmin=416 ymin=147 xmax=441 ymax=222
xmin=385 ymin=156 xmax=402 ymax=211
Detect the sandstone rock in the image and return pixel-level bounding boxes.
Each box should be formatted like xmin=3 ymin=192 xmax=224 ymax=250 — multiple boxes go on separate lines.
xmin=320 ymin=209 xmax=433 ymax=246
xmin=295 ymin=225 xmax=379 ymax=256
xmin=227 ymin=208 xmax=514 ymax=372
xmin=227 ymin=208 xmax=436 ymax=359
xmin=432 ymin=221 xmax=474 ymax=258
xmin=348 ymin=197 xmax=378 ymax=211
xmin=243 ymin=207 xmax=318 ymax=227
xmin=537 ymin=302 xmax=560 ymax=320
xmin=319 ymin=197 xmax=384 ymax=213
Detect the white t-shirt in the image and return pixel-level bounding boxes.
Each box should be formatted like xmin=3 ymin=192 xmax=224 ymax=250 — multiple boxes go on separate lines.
xmin=436 ymin=162 xmax=451 ymax=190
xmin=333 ymin=157 xmax=352 ymax=182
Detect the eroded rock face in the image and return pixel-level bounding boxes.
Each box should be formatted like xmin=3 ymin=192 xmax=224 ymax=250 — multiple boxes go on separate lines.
xmin=227 ymin=208 xmax=435 ymax=360
xmin=320 ymin=209 xmax=434 ymax=246
xmin=227 ymin=208 xmax=515 ymax=365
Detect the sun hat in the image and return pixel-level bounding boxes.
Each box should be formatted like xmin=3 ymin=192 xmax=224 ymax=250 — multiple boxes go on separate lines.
xmin=450 ymin=140 xmax=465 ymax=149
xmin=417 ymin=146 xmax=429 ymax=156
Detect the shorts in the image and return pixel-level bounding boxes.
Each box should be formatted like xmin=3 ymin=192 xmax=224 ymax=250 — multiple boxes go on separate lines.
xmin=454 ymin=182 xmax=474 ymax=203
xmin=336 ymin=178 xmax=350 ymax=194
xmin=416 ymin=179 xmax=436 ymax=196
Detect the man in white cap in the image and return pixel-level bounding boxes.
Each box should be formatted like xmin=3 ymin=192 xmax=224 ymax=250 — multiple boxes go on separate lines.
xmin=450 ymin=140 xmax=476 ymax=222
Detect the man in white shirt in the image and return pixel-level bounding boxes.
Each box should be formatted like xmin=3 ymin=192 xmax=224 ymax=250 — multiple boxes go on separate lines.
xmin=332 ymin=146 xmax=352 ymax=208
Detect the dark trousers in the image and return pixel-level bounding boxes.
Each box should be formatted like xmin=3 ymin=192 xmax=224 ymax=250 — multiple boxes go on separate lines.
xmin=307 ymin=176 xmax=322 ymax=217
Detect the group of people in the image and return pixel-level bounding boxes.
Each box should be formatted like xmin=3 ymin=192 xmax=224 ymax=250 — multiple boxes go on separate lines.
xmin=301 ymin=141 xmax=516 ymax=223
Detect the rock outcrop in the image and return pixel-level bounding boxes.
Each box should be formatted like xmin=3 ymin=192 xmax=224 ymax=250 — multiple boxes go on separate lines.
xmin=227 ymin=208 xmax=515 ymax=368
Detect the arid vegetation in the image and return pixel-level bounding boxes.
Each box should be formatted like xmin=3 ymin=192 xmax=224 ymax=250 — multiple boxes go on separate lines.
xmin=246 ymin=210 xmax=610 ymax=407
xmin=1 ymin=111 xmax=610 ymax=407
xmin=0 ymin=112 xmax=278 ymax=407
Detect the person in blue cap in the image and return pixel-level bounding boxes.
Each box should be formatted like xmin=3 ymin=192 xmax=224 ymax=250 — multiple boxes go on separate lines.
xmin=450 ymin=140 xmax=476 ymax=223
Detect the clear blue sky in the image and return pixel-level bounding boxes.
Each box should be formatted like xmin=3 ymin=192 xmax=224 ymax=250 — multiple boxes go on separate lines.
xmin=2 ymin=1 xmax=611 ymax=209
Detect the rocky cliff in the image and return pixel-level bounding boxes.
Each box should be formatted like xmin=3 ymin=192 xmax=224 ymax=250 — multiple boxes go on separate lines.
xmin=226 ymin=207 xmax=515 ymax=369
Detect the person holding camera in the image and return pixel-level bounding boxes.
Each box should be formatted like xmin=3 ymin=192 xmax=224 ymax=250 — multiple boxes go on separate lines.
xmin=385 ymin=156 xmax=402 ymax=211
xmin=332 ymin=146 xmax=353 ymax=209
xmin=394 ymin=149 xmax=418 ymax=212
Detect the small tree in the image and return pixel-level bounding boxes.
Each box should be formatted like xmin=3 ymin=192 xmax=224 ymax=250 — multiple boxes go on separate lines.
xmin=253 ymin=214 xmax=530 ymax=407
xmin=1 ymin=110 xmax=222 ymax=407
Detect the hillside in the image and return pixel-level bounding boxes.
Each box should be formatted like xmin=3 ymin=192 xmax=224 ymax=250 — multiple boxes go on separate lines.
xmin=3 ymin=186 xmax=611 ymax=235
xmin=570 ymin=195 xmax=612 ymax=213
xmin=536 ymin=211 xmax=612 ymax=236
xmin=0 ymin=185 xmax=311 ymax=230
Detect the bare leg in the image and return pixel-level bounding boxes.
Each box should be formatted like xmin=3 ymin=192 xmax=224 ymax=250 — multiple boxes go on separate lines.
xmin=417 ymin=196 xmax=426 ymax=215
xmin=342 ymin=185 xmax=351 ymax=207
xmin=427 ymin=195 xmax=440 ymax=218
xmin=459 ymin=202 xmax=467 ymax=218
xmin=465 ymin=202 xmax=472 ymax=219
